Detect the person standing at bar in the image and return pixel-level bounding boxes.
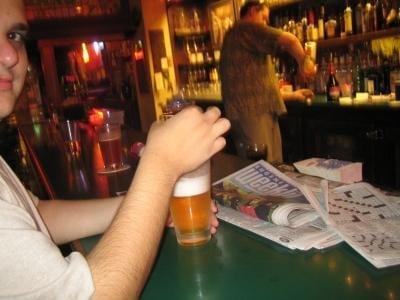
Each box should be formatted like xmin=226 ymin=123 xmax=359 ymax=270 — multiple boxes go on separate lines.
xmin=220 ymin=0 xmax=315 ymax=164
xmin=0 ymin=1 xmax=230 ymax=298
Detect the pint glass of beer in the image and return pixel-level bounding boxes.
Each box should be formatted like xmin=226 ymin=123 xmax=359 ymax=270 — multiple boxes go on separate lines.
xmin=98 ymin=123 xmax=124 ymax=171
xmin=170 ymin=160 xmax=211 ymax=246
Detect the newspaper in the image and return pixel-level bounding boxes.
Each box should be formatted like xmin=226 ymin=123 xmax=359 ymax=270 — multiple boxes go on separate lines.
xmin=303 ymin=181 xmax=400 ymax=268
xmin=212 ymin=160 xmax=343 ymax=250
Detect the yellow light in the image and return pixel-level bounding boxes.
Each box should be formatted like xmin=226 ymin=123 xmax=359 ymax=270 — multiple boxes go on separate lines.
xmin=82 ymin=43 xmax=90 ymax=63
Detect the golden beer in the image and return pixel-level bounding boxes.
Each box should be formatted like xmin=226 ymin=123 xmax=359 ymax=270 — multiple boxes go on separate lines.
xmin=170 ymin=161 xmax=211 ymax=246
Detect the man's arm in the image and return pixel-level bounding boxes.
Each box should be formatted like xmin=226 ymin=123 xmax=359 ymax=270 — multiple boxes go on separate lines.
xmin=277 ymin=32 xmax=316 ymax=79
xmin=85 ymin=107 xmax=230 ymax=299
xmin=38 ymin=196 xmax=220 ymax=246
xmin=37 ymin=197 xmax=122 ymax=245
xmin=277 ymin=32 xmax=306 ymax=66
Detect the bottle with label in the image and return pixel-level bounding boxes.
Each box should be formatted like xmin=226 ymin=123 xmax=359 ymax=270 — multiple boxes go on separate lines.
xmin=326 ymin=53 xmax=341 ymax=102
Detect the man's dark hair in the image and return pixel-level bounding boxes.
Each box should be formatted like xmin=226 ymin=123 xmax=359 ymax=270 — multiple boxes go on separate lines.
xmin=239 ymin=1 xmax=268 ymax=19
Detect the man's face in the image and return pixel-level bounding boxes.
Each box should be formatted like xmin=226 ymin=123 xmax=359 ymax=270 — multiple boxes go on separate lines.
xmin=250 ymin=6 xmax=270 ymax=26
xmin=0 ymin=0 xmax=28 ymax=120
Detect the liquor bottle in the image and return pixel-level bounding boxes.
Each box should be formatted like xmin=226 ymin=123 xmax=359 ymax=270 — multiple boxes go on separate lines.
xmin=326 ymin=13 xmax=338 ymax=38
xmin=380 ymin=56 xmax=391 ymax=94
xmin=386 ymin=0 xmax=398 ymax=27
xmin=318 ymin=6 xmax=325 ymax=40
xmin=326 ymin=53 xmax=341 ymax=102
xmin=306 ymin=6 xmax=315 ymax=41
xmin=314 ymin=55 xmax=327 ymax=93
xmin=185 ymin=38 xmax=192 ymax=64
xmin=344 ymin=1 xmax=353 ymax=35
xmin=301 ymin=7 xmax=308 ymax=42
xmin=189 ymin=37 xmax=197 ymax=65
xmin=355 ymin=0 xmax=365 ymax=34
xmin=364 ymin=1 xmax=375 ymax=32
xmin=25 ymin=64 xmax=44 ymax=123
xmin=353 ymin=50 xmax=364 ymax=94
xmin=339 ymin=12 xmax=346 ymax=37
xmin=192 ymin=9 xmax=201 ymax=33
xmin=374 ymin=0 xmax=384 ymax=30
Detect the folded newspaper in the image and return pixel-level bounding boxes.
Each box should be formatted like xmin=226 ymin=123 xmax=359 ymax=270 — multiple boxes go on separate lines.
xmin=303 ymin=181 xmax=400 ymax=268
xmin=294 ymin=158 xmax=362 ymax=184
xmin=212 ymin=160 xmax=343 ymax=251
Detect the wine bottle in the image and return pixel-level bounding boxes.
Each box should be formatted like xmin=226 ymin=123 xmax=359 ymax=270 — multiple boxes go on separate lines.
xmin=326 ymin=53 xmax=341 ymax=102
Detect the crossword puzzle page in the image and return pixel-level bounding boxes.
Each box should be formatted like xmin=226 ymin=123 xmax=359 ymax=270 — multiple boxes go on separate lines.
xmin=327 ymin=183 xmax=400 ymax=268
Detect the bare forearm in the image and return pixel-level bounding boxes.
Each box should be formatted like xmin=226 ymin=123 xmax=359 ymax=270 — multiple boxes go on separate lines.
xmin=37 ymin=197 xmax=122 ymax=244
xmin=87 ymin=155 xmax=176 ymax=299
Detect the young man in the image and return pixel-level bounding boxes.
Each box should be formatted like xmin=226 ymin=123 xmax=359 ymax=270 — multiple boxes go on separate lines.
xmin=220 ymin=0 xmax=315 ymax=164
xmin=0 ymin=1 xmax=231 ymax=298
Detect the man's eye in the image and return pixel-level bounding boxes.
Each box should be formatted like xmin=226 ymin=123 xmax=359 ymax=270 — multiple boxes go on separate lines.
xmin=8 ymin=31 xmax=27 ymax=43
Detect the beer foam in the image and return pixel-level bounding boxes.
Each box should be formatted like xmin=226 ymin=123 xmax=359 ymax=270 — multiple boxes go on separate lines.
xmin=173 ymin=161 xmax=210 ymax=197
xmin=173 ymin=173 xmax=210 ymax=197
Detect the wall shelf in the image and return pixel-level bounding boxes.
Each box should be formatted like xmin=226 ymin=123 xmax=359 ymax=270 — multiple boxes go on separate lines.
xmin=317 ymin=27 xmax=400 ymax=49
xmin=27 ymin=0 xmax=140 ymax=40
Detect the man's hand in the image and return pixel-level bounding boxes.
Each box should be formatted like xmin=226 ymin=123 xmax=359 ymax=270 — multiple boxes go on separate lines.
xmin=282 ymin=88 xmax=314 ymax=103
xmin=143 ymin=106 xmax=231 ymax=181
xmin=299 ymin=55 xmax=317 ymax=81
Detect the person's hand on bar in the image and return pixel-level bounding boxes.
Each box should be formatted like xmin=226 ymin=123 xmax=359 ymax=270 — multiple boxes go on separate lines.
xmin=282 ymin=88 xmax=314 ymax=103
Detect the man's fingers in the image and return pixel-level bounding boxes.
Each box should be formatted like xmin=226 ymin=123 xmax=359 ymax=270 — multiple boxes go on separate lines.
xmin=212 ymin=118 xmax=231 ymax=138
xmin=204 ymin=106 xmax=222 ymax=123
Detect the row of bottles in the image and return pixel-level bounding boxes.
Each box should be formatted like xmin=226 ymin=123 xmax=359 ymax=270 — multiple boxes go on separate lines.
xmin=184 ymin=37 xmax=215 ymax=65
xmin=276 ymin=43 xmax=400 ymax=102
xmin=172 ymin=7 xmax=206 ymax=35
xmin=271 ymin=1 xmax=400 ymax=42
xmin=321 ymin=46 xmax=398 ymax=101
xmin=182 ymin=65 xmax=220 ymax=97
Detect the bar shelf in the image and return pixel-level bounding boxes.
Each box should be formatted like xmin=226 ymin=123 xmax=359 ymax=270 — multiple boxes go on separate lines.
xmin=317 ymin=27 xmax=400 ymax=49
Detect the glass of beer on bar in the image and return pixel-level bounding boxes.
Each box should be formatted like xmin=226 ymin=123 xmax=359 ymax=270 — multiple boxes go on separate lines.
xmin=97 ymin=123 xmax=129 ymax=174
xmin=170 ymin=160 xmax=212 ymax=246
